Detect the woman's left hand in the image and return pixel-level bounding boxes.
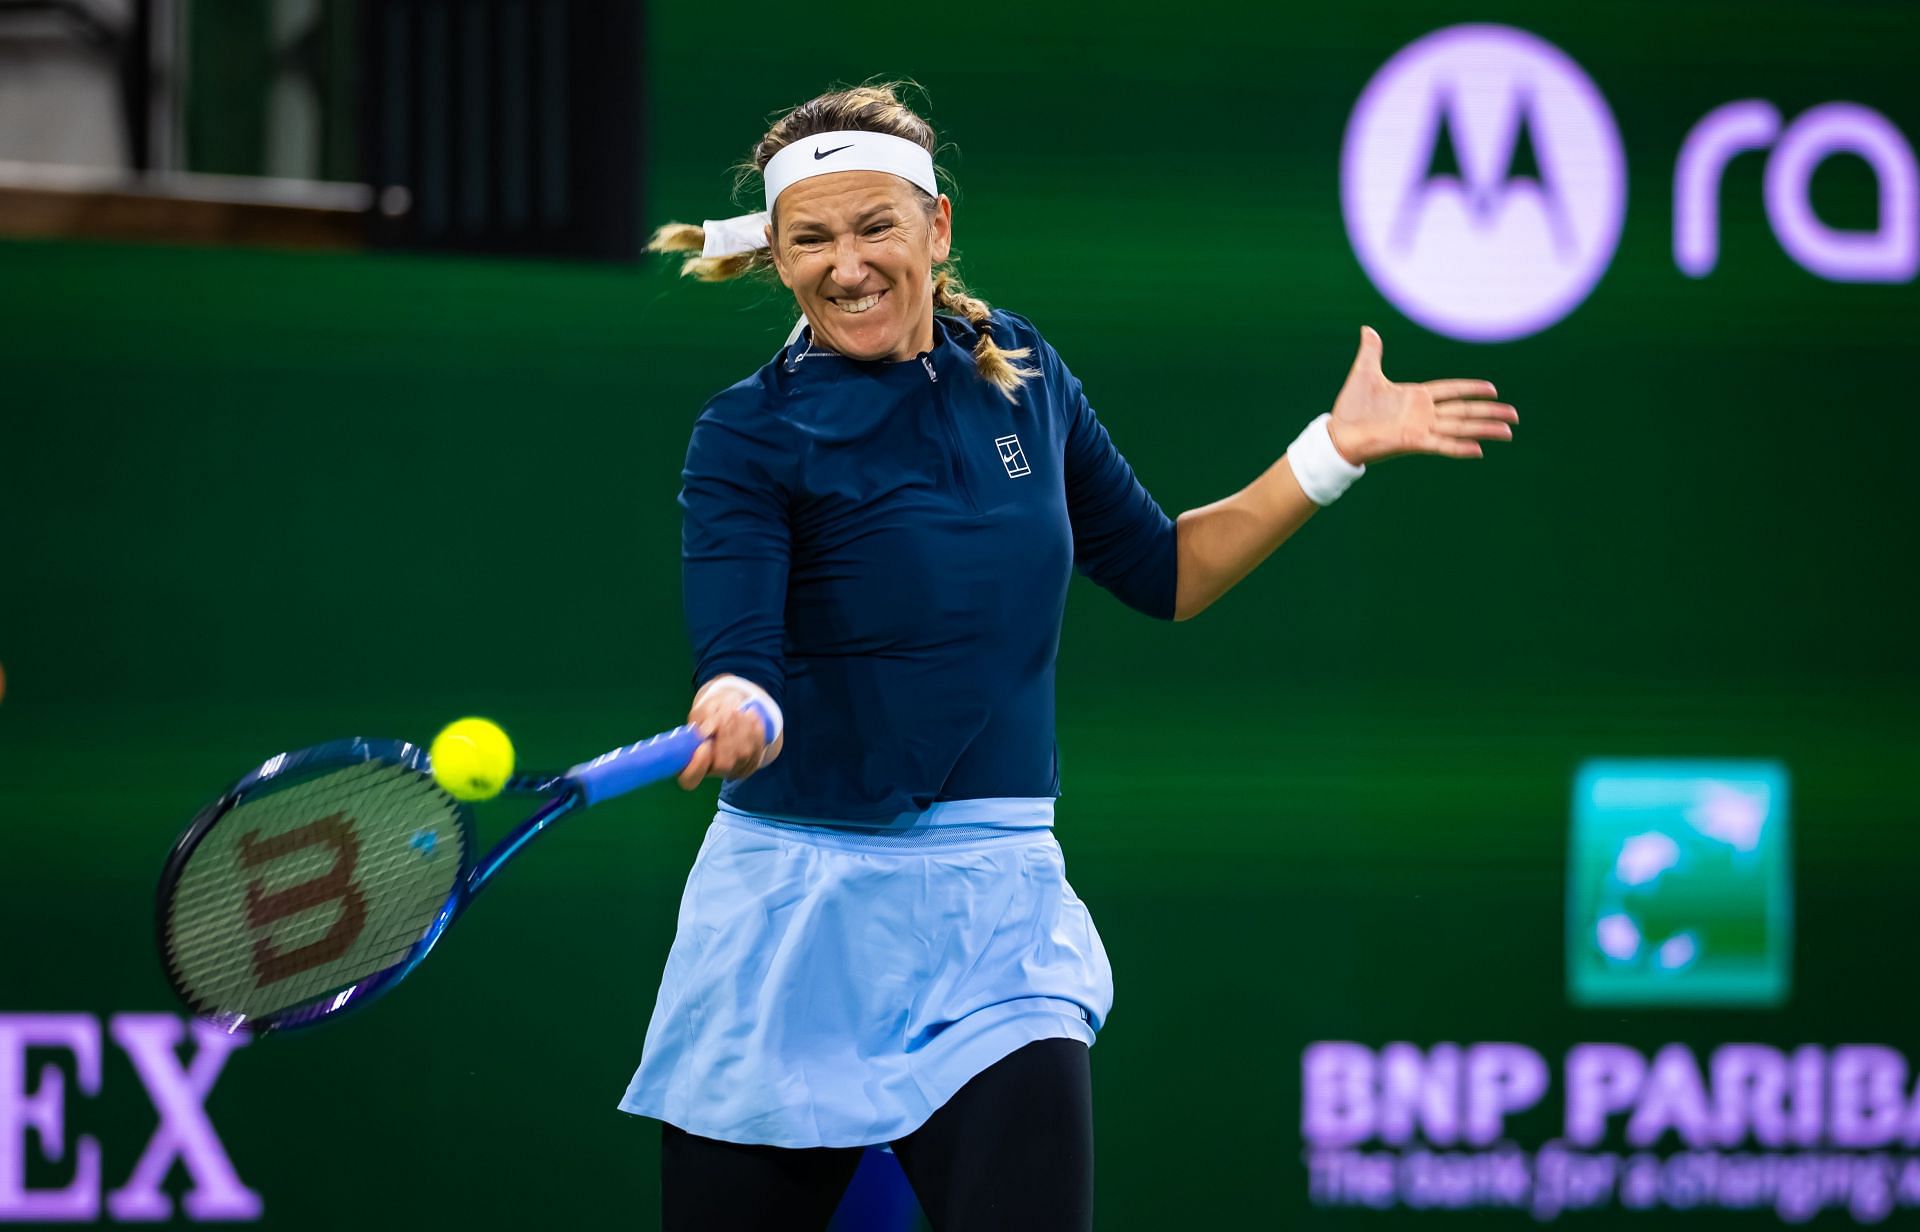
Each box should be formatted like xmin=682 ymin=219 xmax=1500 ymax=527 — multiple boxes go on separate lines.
xmin=1325 ymin=326 xmax=1517 ymax=466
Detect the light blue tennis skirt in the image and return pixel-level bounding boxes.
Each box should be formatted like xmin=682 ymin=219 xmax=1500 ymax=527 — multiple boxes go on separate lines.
xmin=617 ymin=798 xmax=1111 ymax=1148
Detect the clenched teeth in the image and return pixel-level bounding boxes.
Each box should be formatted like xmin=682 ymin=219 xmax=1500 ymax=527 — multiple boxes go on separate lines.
xmin=833 ymin=292 xmax=884 ymax=314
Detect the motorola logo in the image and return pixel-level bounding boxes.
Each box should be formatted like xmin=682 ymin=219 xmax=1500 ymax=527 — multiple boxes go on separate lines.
xmin=1344 ymin=25 xmax=1917 ymax=344
xmin=1341 ymin=25 xmax=1626 ymax=343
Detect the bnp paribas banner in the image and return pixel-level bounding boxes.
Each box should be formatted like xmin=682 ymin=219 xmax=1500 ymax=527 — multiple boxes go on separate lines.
xmin=1303 ymin=759 xmax=1920 ymax=1224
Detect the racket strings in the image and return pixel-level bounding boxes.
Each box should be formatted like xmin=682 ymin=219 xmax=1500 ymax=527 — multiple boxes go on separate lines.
xmin=165 ymin=760 xmax=467 ymax=1023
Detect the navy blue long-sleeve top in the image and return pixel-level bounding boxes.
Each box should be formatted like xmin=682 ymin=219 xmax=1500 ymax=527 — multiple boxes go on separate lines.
xmin=681 ymin=310 xmax=1177 ymax=823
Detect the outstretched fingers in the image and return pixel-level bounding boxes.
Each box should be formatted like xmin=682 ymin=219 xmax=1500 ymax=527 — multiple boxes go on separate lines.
xmin=1437 ymin=399 xmax=1518 ymax=422
xmin=1421 ymin=433 xmax=1486 ymax=459
xmin=1436 ymin=402 xmax=1517 ymax=440
xmin=1424 ymin=379 xmax=1499 ymax=403
xmin=1420 ymin=399 xmax=1517 ymax=459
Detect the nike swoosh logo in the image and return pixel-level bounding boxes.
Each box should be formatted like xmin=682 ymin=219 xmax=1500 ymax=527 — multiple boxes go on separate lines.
xmin=814 ymin=144 xmax=854 ymax=160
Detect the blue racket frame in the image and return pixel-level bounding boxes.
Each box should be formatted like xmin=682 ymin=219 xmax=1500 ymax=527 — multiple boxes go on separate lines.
xmin=155 ymin=711 xmax=764 ymax=1036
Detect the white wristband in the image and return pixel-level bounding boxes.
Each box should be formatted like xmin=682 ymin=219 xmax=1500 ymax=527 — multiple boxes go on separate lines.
xmin=693 ymin=674 xmax=785 ymax=768
xmin=1287 ymin=413 xmax=1366 ymax=506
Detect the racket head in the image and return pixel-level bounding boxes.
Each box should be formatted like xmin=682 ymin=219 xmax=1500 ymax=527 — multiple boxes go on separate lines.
xmin=156 ymin=738 xmax=477 ymax=1035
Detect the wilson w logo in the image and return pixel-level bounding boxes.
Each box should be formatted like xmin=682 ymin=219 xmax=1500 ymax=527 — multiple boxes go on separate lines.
xmin=238 ymin=814 xmax=368 ymax=986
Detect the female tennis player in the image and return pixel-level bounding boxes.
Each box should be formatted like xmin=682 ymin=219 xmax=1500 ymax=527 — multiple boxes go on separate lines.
xmin=626 ymin=83 xmax=1515 ymax=1230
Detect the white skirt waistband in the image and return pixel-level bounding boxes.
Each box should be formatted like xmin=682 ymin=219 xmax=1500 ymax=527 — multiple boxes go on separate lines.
xmin=715 ymin=796 xmax=1055 ymax=848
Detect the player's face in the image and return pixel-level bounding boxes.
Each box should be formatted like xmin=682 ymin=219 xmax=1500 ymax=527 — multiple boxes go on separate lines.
xmin=769 ymin=172 xmax=951 ymax=363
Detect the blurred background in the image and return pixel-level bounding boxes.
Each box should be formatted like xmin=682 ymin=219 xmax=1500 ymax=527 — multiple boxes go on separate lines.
xmin=2 ymin=0 xmax=1916 ymax=1226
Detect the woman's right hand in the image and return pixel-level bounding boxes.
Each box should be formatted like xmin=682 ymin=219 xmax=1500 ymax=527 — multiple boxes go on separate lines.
xmin=677 ymin=676 xmax=784 ymax=790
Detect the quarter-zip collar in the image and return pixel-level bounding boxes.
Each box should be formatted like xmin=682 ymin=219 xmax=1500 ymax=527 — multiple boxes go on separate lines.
xmin=775 ymin=313 xmax=982 ymax=397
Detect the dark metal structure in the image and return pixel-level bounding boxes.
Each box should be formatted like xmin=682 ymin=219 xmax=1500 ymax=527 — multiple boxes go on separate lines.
xmin=0 ymin=0 xmax=646 ymax=261
xmin=360 ymin=0 xmax=644 ymax=260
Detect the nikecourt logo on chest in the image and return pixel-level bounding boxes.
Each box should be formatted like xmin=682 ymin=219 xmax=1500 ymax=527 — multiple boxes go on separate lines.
xmin=995 ymin=435 xmax=1030 ymax=478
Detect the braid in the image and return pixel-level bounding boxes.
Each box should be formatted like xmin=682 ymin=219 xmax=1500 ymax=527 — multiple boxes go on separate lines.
xmin=932 ymin=269 xmax=1037 ymax=401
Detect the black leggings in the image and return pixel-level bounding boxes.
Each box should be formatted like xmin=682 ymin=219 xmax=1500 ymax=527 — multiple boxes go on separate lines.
xmin=659 ymin=1037 xmax=1093 ymax=1231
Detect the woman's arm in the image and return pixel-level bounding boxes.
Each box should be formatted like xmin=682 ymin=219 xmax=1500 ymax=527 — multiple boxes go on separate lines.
xmin=675 ymin=402 xmax=796 ymax=789
xmin=1173 ymin=327 xmax=1515 ymax=622
xmin=1173 ymin=455 xmax=1323 ymax=621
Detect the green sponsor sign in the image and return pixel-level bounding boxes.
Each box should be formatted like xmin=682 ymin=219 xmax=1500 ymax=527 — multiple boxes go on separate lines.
xmin=1568 ymin=760 xmax=1791 ymax=1008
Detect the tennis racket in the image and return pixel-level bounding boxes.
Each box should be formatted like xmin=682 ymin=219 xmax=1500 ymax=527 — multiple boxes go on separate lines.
xmin=155 ymin=705 xmax=771 ymax=1036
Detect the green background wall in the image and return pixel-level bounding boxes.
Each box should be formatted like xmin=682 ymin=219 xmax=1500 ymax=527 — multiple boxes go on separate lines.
xmin=2 ymin=1 xmax=1915 ymax=1226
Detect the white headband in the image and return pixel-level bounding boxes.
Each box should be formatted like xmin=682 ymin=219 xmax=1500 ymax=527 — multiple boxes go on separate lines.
xmin=699 ymin=130 xmax=938 ymax=259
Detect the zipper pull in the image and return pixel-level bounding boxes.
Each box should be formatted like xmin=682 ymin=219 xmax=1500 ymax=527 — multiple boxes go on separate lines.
xmin=920 ymin=356 xmax=938 ymax=382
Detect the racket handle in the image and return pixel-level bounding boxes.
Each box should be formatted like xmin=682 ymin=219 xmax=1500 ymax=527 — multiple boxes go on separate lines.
xmin=565 ymin=702 xmax=776 ymax=806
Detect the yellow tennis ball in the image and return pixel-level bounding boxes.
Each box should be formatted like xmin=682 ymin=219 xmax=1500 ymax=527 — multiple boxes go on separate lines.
xmin=429 ymin=717 xmax=514 ymax=802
